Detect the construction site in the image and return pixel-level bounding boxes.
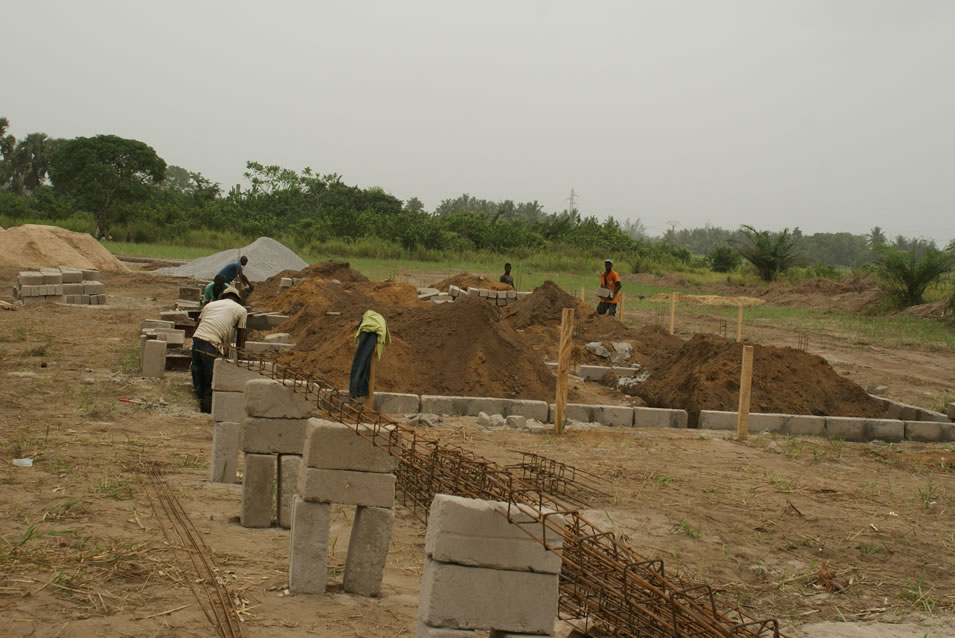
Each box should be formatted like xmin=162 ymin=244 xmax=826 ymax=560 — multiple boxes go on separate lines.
xmin=1 ymin=227 xmax=954 ymax=638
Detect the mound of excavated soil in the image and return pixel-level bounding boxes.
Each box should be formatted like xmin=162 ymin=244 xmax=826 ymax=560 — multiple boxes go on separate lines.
xmin=254 ymin=279 xmax=555 ymax=401
xmin=0 ymin=224 xmax=128 ymax=271
xmin=504 ymin=280 xmax=589 ymax=329
xmin=249 ymin=260 xmax=369 ymax=303
xmin=158 ymin=237 xmax=307 ymax=281
xmin=432 ymin=273 xmax=512 ymax=292
xmin=626 ymin=334 xmax=888 ymax=426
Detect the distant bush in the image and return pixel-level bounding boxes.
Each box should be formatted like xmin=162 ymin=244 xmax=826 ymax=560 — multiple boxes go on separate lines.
xmin=706 ymin=245 xmax=740 ymax=272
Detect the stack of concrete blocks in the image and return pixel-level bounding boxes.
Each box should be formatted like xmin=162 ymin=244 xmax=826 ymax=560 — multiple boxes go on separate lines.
xmin=289 ymin=417 xmax=397 ymax=596
xmin=417 ymin=494 xmax=562 ymax=637
xmin=416 ymin=286 xmax=531 ymax=307
xmin=240 ymin=379 xmax=317 ymax=529
xmin=12 ymin=266 xmax=105 ymax=305
xmin=209 ymin=358 xmax=273 ymax=483
xmin=244 ymin=333 xmax=295 ymax=356
xmin=138 ymin=317 xmax=188 ymax=377
xmin=278 ymin=277 xmax=305 ymax=294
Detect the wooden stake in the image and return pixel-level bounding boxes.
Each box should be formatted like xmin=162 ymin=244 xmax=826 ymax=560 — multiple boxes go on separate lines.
xmin=554 ymin=308 xmax=574 ymax=434
xmin=736 ymin=305 xmax=743 ymax=343
xmin=364 ymin=355 xmax=376 ymax=412
xmin=736 ymin=345 xmax=754 ymax=441
xmin=580 ymin=286 xmax=585 ymax=302
xmin=669 ymin=293 xmax=677 ymax=335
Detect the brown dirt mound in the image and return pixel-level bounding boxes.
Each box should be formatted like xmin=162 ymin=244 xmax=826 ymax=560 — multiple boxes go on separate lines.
xmin=504 ymin=280 xmax=591 ymax=329
xmin=249 ymin=260 xmax=371 ymax=303
xmin=0 ymin=224 xmax=128 ymax=271
xmin=432 ymin=272 xmax=512 ymax=292
xmin=790 ymin=277 xmax=852 ymax=295
xmin=625 ymin=334 xmax=888 ymax=426
xmin=255 ymin=281 xmax=554 ymax=401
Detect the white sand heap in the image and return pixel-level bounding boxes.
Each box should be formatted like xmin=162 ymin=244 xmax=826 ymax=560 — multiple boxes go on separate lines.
xmin=158 ymin=237 xmax=307 ymax=282
xmin=0 ymin=224 xmax=128 ymax=271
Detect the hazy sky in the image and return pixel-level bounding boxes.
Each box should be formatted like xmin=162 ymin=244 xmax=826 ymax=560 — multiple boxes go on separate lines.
xmin=3 ymin=1 xmax=953 ymax=244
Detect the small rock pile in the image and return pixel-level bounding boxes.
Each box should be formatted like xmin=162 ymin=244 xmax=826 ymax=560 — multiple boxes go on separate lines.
xmin=12 ymin=266 xmax=106 ymax=305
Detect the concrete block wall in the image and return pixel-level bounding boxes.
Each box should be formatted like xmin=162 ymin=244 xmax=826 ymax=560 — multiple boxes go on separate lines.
xmin=290 ymin=417 xmax=397 ymax=596
xmin=417 ymin=494 xmax=560 ymax=636
xmin=869 ymin=394 xmax=952 ymax=423
xmin=13 ymin=267 xmax=104 ymax=305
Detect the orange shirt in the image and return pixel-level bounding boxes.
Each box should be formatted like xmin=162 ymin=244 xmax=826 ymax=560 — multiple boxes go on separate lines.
xmin=601 ymin=270 xmax=620 ymax=304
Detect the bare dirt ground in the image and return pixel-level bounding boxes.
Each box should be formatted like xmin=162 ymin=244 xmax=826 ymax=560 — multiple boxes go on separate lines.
xmin=1 ymin=266 xmax=953 ymax=637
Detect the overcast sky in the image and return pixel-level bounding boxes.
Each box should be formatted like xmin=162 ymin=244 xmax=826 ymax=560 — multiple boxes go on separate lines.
xmin=3 ymin=1 xmax=952 ymax=244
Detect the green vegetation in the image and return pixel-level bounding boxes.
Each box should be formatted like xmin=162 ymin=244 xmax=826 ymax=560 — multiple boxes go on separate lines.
xmin=733 ymin=225 xmax=803 ymax=282
xmin=875 ymin=244 xmax=955 ymax=308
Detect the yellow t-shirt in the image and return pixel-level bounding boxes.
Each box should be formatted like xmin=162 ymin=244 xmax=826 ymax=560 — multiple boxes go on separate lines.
xmin=601 ymin=270 xmax=621 ymax=304
xmin=193 ymin=299 xmax=248 ymax=351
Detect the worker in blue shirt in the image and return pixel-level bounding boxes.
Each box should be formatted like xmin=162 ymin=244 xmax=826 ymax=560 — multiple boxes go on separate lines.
xmin=217 ymin=256 xmax=253 ymax=295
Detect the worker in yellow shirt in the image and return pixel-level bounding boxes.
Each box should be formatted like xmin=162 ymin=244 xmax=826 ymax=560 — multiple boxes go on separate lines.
xmin=597 ymin=259 xmax=622 ymax=316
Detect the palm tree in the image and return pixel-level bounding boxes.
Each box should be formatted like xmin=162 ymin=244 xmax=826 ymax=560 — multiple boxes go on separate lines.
xmin=868 ymin=226 xmax=887 ymax=250
xmin=875 ymin=243 xmax=955 ymax=308
xmin=733 ymin=225 xmax=802 ymax=282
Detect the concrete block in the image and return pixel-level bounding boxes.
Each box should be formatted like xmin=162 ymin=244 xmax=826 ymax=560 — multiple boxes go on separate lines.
xmin=549 ymin=403 xmax=633 ymax=427
xmin=505 ymin=415 xmax=525 ymax=429
xmin=416 ymin=624 xmax=477 ymax=637
xmin=160 ymin=310 xmax=190 ymax=324
xmin=209 ymin=421 xmax=240 ymax=483
xmin=47 ymin=295 xmax=66 ymax=303
xmin=343 ymin=505 xmax=394 ymax=596
xmin=212 ymin=358 xmax=272 ymax=392
xmin=778 ymin=414 xmax=827 ymax=436
xmin=374 ymin=392 xmax=420 ymax=414
xmin=947 ymin=403 xmax=955 ymax=420
xmin=698 ymin=410 xmax=735 ymax=430
xmin=905 ymin=421 xmax=945 ymax=443
xmin=865 ymin=419 xmax=904 ymax=443
xmin=303 ymin=418 xmax=397 ymax=473
xmin=278 ymin=454 xmax=302 ymax=529
xmin=212 ymin=391 xmax=246 ymax=423
xmin=632 ymin=407 xmax=688 ymax=429
xmin=425 ymin=494 xmax=563 ymax=574
xmin=280 ymin=277 xmax=293 ymax=287
xmin=943 ymin=423 xmax=955 ymax=442
xmin=244 ymin=378 xmax=318 ymax=419
xmin=246 ymin=313 xmax=290 ymax=330
xmin=914 ymin=407 xmax=951 ymax=423
xmin=59 ymin=270 xmax=84 ymax=283
xmin=826 ymin=417 xmax=903 ymax=443
xmin=18 ymin=271 xmax=44 ymax=285
xmin=418 ymin=558 xmax=558 ymax=634
xmin=289 ymin=496 xmax=330 ymax=594
xmin=141 ymin=339 xmax=167 ymax=377
xmin=419 ymin=395 xmax=548 ymax=421
xmin=19 ymin=285 xmax=41 ymax=297
xmin=240 ymin=453 xmax=274 ymax=528
xmin=141 ymin=319 xmax=174 ymax=331
xmin=88 ymin=292 xmax=100 ymax=305
xmin=264 ymin=332 xmax=291 ymax=343
xmin=244 ymin=341 xmax=295 ymax=355
xmin=156 ymin=329 xmax=186 ymax=346
xmin=83 ymin=281 xmax=105 ymax=294
xmin=42 ymin=272 xmax=63 ymax=284
xmin=62 ymin=283 xmax=85 ymax=295
xmin=242 ymin=417 xmax=308 ymax=454
xmin=81 ymin=269 xmax=99 ymax=281
xmin=178 ymin=286 xmax=201 ymax=301
xmin=503 ymin=399 xmax=549 ymax=422
xmin=80 ymin=294 xmax=90 ymax=304
xmin=298 ymin=467 xmax=395 ymax=507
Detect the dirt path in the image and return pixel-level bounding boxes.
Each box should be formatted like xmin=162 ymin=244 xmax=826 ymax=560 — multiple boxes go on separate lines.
xmin=1 ymin=267 xmax=953 ymax=637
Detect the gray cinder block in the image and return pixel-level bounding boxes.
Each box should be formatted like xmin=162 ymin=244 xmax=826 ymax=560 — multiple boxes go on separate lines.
xmin=302 ymin=418 xmax=396 ymax=473
xmin=18 ymin=271 xmax=44 ymax=286
xmin=42 ymin=272 xmax=63 ymax=285
xmin=374 ymin=392 xmax=420 ymax=414
xmin=62 ymin=283 xmax=85 ymax=295
xmin=209 ymin=421 xmax=241 ymax=483
xmin=141 ymin=339 xmax=167 ymax=378
xmin=425 ymin=495 xmax=562 ymax=574
xmin=81 ymin=269 xmax=99 ymax=281
xmin=156 ymin=329 xmax=186 ymax=346
xmin=141 ymin=319 xmax=174 ymax=331
xmin=549 ymin=403 xmax=633 ymax=427
xmin=278 ymin=454 xmax=302 ymax=529
xmin=212 ymin=358 xmax=272 ymax=392
xmin=242 ymin=417 xmax=308 ymax=454
xmin=264 ymin=332 xmax=291 ymax=343
xmin=632 ymin=407 xmax=688 ymax=429
xmin=244 ymin=379 xmax=318 ymax=419
xmin=289 ymin=496 xmax=330 ymax=594
xmin=83 ymin=281 xmax=105 ymax=295
xmin=212 ymin=391 xmax=246 ymax=424
xmin=825 ymin=417 xmax=903 ymax=443
xmin=417 ymin=558 xmax=558 ymax=635
xmin=240 ymin=453 xmax=275 ymax=528
xmin=160 ymin=310 xmax=190 ymax=323
xmin=905 ymin=421 xmax=945 ymax=443
xmin=298 ymin=467 xmax=395 ymax=507
xmin=343 ymin=505 xmax=394 ymax=596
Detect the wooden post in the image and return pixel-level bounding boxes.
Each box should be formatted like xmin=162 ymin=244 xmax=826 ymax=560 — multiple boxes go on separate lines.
xmin=364 ymin=356 xmax=376 ymax=412
xmin=618 ymin=293 xmax=625 ymax=322
xmin=736 ymin=345 xmax=754 ymax=441
xmin=736 ymin=305 xmax=743 ymax=343
xmin=669 ymin=293 xmax=677 ymax=335
xmin=554 ymin=308 xmax=574 ymax=434
xmin=580 ymin=286 xmax=585 ymax=302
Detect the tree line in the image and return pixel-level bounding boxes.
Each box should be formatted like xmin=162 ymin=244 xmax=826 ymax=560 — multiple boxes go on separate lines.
xmin=1 ymin=119 xmax=952 ymax=307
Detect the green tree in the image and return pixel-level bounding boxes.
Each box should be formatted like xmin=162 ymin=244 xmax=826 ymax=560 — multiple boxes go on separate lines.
xmin=706 ymin=245 xmax=741 ymax=272
xmin=875 ymin=243 xmax=955 ymax=308
xmin=733 ymin=225 xmax=802 ymax=282
xmin=403 ymin=196 xmax=425 ymax=213
xmin=0 ymin=117 xmax=17 ymax=188
xmin=50 ymin=135 xmax=166 ymax=233
xmin=868 ymin=226 xmax=887 ymax=250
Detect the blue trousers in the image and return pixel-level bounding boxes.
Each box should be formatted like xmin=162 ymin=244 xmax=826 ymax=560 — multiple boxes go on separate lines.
xmin=191 ymin=338 xmax=219 ymax=413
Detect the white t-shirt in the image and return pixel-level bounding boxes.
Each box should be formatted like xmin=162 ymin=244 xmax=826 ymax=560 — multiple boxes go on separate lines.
xmin=193 ymin=299 xmax=248 ymax=351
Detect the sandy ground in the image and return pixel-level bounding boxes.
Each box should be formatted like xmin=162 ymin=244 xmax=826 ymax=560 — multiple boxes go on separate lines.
xmin=1 ymin=267 xmax=953 ymax=638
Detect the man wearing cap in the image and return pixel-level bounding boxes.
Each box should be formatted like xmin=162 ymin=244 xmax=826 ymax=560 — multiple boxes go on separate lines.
xmin=217 ymin=256 xmax=253 ymax=296
xmin=597 ymin=259 xmax=622 ymax=316
xmin=191 ymin=286 xmax=248 ymax=413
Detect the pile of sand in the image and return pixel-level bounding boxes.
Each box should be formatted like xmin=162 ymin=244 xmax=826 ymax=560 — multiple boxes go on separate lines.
xmin=0 ymin=224 xmax=128 ymax=271
xmin=158 ymin=237 xmax=307 ymax=281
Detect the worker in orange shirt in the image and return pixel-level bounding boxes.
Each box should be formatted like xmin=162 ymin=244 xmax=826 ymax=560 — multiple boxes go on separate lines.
xmin=597 ymin=259 xmax=622 ymax=316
